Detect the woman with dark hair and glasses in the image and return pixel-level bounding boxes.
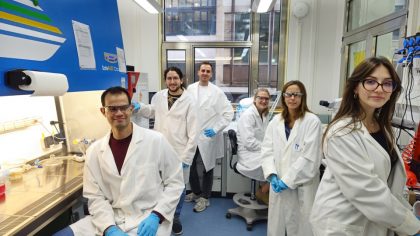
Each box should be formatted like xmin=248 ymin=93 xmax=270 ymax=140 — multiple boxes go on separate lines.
xmin=260 ymin=80 xmax=322 ymax=236
xmin=310 ymin=57 xmax=420 ymax=236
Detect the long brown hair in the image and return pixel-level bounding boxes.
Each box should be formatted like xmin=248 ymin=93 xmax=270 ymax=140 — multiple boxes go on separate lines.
xmin=323 ymin=56 xmax=402 ymax=153
xmin=281 ymin=80 xmax=311 ymax=123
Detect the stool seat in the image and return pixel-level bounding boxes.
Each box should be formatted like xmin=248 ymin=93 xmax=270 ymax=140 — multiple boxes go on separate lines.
xmin=232 ymin=192 xmax=268 ymax=210
xmin=226 ymin=129 xmax=268 ymax=231
xmin=226 ymin=192 xmax=268 ymax=231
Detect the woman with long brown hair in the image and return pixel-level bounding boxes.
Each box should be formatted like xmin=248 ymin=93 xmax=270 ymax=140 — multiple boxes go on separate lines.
xmin=261 ymin=80 xmax=322 ymax=236
xmin=310 ymin=56 xmax=420 ymax=235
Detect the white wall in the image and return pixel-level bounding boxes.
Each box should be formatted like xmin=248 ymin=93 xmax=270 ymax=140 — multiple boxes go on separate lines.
xmin=286 ymin=0 xmax=345 ymax=114
xmin=117 ymin=0 xmax=161 ymax=92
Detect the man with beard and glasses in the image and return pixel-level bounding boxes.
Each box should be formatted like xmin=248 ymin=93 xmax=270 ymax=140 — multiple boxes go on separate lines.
xmin=132 ymin=67 xmax=198 ymax=235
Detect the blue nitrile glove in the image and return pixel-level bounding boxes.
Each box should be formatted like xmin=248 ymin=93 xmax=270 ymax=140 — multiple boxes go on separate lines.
xmin=132 ymin=102 xmax=141 ymax=112
xmin=105 ymin=226 xmax=128 ymax=236
xmin=204 ymin=128 xmax=216 ymax=138
xmin=268 ymin=174 xmax=281 ymax=193
xmin=182 ymin=163 xmax=189 ymax=169
xmin=278 ymin=179 xmax=289 ymax=192
xmin=137 ymin=213 xmax=160 ymax=236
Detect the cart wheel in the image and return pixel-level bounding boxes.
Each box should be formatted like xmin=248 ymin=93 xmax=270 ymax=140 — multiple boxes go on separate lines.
xmin=225 ymin=213 xmax=231 ymax=219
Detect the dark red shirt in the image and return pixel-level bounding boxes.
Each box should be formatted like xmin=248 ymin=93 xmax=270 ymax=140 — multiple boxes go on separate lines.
xmin=108 ymin=133 xmax=132 ymax=174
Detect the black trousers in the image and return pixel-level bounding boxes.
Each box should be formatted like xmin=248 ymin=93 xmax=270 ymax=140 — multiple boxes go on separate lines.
xmin=189 ymin=148 xmax=214 ymax=199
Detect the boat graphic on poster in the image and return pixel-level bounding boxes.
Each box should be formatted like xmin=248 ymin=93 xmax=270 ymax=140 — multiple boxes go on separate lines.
xmin=0 ymin=0 xmax=66 ymax=61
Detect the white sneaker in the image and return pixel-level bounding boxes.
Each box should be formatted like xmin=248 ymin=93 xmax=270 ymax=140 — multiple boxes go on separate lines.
xmin=193 ymin=197 xmax=210 ymax=212
xmin=184 ymin=192 xmax=199 ymax=202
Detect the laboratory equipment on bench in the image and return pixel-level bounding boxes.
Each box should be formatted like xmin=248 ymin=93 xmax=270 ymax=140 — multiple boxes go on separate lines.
xmin=72 ymin=138 xmax=95 ymax=161
xmin=319 ymin=98 xmax=342 ymax=118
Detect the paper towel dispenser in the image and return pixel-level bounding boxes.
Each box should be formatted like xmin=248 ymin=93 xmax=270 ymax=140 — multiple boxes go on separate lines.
xmin=5 ymin=70 xmax=32 ymax=89
xmin=5 ymin=69 xmax=69 ymax=96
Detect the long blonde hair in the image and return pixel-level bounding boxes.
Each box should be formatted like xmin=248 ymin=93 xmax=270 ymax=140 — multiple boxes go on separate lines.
xmin=253 ymin=88 xmax=270 ymax=115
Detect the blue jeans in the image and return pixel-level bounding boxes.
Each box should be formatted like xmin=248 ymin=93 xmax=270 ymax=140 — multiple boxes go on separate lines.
xmin=175 ymin=187 xmax=186 ymax=217
xmin=52 ymin=226 xmax=74 ymax=236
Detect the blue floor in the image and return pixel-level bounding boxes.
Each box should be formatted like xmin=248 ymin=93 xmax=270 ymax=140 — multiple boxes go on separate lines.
xmin=178 ymin=197 xmax=267 ymax=236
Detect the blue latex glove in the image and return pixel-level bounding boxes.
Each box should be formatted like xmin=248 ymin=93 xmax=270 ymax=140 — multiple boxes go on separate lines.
xmin=182 ymin=163 xmax=189 ymax=169
xmin=268 ymin=174 xmax=281 ymax=193
xmin=132 ymin=102 xmax=141 ymax=112
xmin=268 ymin=175 xmax=289 ymax=193
xmin=278 ymin=179 xmax=289 ymax=192
xmin=105 ymin=226 xmax=128 ymax=236
xmin=204 ymin=128 xmax=216 ymax=137
xmin=137 ymin=213 xmax=160 ymax=236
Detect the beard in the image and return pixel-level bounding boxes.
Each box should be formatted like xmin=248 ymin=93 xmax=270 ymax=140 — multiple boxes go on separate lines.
xmin=168 ymin=85 xmax=182 ymax=93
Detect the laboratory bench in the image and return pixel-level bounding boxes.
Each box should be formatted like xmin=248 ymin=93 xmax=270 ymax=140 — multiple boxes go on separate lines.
xmin=0 ymin=158 xmax=84 ymax=236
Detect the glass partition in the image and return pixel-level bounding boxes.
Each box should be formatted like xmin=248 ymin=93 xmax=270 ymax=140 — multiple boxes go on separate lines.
xmin=347 ymin=40 xmax=366 ymax=77
xmin=194 ymin=47 xmax=250 ymax=103
xmin=258 ymin=5 xmax=281 ymax=90
xmin=166 ymin=50 xmax=186 ymax=75
xmin=164 ymin=0 xmax=252 ymax=42
xmin=348 ymin=0 xmax=406 ymax=31
xmin=375 ymin=29 xmax=400 ymax=63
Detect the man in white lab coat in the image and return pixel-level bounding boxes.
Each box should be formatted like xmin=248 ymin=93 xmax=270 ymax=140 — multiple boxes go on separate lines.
xmin=62 ymin=87 xmax=184 ymax=236
xmin=132 ymin=67 xmax=198 ymax=235
xmin=185 ymin=62 xmax=234 ymax=213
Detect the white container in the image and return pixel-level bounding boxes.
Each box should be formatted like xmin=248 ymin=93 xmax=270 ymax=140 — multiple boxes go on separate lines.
xmin=9 ymin=168 xmax=24 ymax=182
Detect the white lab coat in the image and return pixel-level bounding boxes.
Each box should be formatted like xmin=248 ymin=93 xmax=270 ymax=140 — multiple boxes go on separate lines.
xmin=236 ymin=104 xmax=269 ymax=181
xmin=260 ymin=113 xmax=322 ymax=236
xmin=78 ymin=124 xmax=184 ymax=236
xmin=134 ymin=89 xmax=198 ymax=183
xmin=310 ymin=118 xmax=420 ymax=236
xmin=188 ymin=82 xmax=234 ymax=171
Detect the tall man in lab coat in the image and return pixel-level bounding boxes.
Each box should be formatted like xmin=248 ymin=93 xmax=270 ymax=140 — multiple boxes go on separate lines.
xmin=132 ymin=66 xmax=198 ymax=235
xmin=186 ymin=62 xmax=234 ymax=212
xmin=67 ymin=86 xmax=184 ymax=236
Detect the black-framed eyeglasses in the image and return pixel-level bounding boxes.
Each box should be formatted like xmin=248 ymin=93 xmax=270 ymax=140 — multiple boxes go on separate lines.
xmin=103 ymin=104 xmax=131 ymax=113
xmin=256 ymin=96 xmax=270 ymax=101
xmin=283 ymin=92 xmax=303 ymax=98
xmin=361 ymin=78 xmax=396 ymax=93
